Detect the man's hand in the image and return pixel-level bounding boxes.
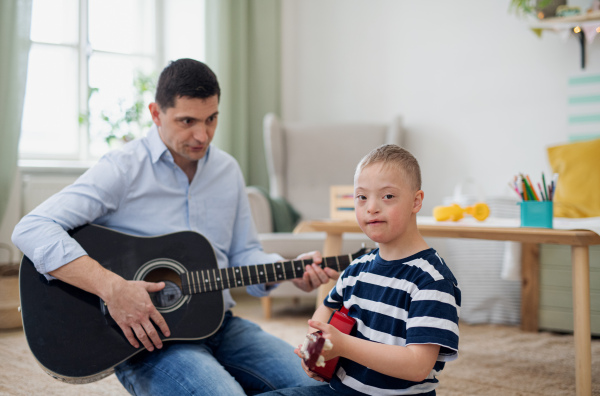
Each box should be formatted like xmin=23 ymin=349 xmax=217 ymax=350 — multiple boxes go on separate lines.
xmin=105 ymin=279 xmax=171 ymax=351
xmin=50 ymin=255 xmax=171 ymax=351
xmin=291 ymin=251 xmax=339 ymax=292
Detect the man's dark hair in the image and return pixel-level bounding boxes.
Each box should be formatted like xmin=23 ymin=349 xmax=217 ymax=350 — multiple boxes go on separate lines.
xmin=155 ymin=58 xmax=221 ymax=110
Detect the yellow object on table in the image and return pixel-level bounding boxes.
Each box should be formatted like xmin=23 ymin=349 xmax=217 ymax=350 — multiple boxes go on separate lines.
xmin=433 ymin=202 xmax=490 ymax=222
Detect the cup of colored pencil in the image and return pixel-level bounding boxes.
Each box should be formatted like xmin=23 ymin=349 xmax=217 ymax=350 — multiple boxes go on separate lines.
xmin=509 ymin=173 xmax=556 ymax=228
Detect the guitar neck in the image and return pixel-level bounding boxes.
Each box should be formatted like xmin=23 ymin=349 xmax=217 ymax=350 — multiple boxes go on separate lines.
xmin=180 ymin=254 xmax=355 ymax=295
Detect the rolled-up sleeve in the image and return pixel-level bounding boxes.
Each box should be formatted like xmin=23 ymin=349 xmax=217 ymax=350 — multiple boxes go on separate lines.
xmin=12 ymin=154 xmax=129 ymax=279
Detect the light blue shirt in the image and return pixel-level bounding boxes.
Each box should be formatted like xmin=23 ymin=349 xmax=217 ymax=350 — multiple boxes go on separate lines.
xmin=12 ymin=125 xmax=283 ymax=309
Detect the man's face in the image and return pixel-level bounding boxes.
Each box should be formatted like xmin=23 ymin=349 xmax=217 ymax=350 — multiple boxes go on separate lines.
xmin=149 ymin=95 xmax=219 ymax=167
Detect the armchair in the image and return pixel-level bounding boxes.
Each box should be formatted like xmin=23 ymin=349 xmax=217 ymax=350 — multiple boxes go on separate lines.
xmin=249 ymin=113 xmax=404 ymax=318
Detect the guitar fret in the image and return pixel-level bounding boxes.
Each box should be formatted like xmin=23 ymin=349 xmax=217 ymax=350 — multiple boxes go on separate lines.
xmin=199 ymin=271 xmax=205 ymax=292
xmin=184 ymin=271 xmax=192 ymax=295
xmin=284 ymin=261 xmax=294 ymax=281
xmin=225 ymin=267 xmax=231 ymax=289
xmin=260 ymin=264 xmax=266 ymax=283
xmin=243 ymin=266 xmax=250 ymax=285
xmin=181 ymin=250 xmax=364 ymax=295
xmin=275 ymin=262 xmax=283 ymax=281
xmin=195 ymin=271 xmax=201 ymax=293
xmin=296 ymin=260 xmax=304 ymax=278
xmin=229 ymin=267 xmax=237 ymax=288
xmin=253 ymin=265 xmax=259 ymax=285
xmin=234 ymin=267 xmax=243 ymax=286
xmin=218 ymin=269 xmax=225 ymax=290
xmin=258 ymin=264 xmax=264 ymax=284
xmin=291 ymin=260 xmax=297 ymax=279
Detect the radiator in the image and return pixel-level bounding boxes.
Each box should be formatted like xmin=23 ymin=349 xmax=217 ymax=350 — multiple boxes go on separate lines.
xmin=21 ymin=174 xmax=81 ymax=216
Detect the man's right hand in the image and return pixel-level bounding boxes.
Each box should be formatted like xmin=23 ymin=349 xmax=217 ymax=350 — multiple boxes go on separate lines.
xmin=50 ymin=255 xmax=171 ymax=351
xmin=105 ymin=278 xmax=171 ymax=351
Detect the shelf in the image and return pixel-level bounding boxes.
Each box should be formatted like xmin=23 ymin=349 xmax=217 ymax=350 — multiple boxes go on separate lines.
xmin=528 ymin=11 xmax=600 ymax=69
xmin=533 ymin=10 xmax=600 ymax=25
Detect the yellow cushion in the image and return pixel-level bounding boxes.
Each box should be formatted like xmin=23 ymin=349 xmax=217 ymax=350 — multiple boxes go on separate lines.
xmin=547 ymin=138 xmax=600 ymax=218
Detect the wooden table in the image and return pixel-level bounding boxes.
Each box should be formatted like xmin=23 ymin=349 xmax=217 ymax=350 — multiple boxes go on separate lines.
xmin=294 ymin=218 xmax=600 ymax=396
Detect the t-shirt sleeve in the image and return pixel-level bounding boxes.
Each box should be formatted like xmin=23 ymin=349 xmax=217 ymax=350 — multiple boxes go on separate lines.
xmin=322 ymin=271 xmax=346 ymax=310
xmin=405 ymin=278 xmax=461 ymax=361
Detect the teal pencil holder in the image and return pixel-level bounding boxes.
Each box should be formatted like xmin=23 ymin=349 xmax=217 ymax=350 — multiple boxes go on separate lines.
xmin=519 ymin=201 xmax=553 ymax=228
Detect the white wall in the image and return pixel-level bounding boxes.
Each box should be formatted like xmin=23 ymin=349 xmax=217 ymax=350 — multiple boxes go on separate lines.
xmin=281 ymin=0 xmax=600 ymax=214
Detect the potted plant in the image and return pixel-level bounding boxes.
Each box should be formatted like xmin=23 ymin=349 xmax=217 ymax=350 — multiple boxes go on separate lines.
xmin=81 ymin=71 xmax=157 ymax=149
xmin=509 ymin=0 xmax=566 ymax=18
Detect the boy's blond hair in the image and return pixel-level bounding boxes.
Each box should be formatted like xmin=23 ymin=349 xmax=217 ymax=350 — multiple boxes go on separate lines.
xmin=354 ymin=144 xmax=422 ymax=191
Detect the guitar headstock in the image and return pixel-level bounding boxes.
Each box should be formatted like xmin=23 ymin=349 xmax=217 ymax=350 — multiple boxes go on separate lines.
xmin=350 ymin=245 xmax=373 ymax=261
xmin=300 ymin=331 xmax=333 ymax=369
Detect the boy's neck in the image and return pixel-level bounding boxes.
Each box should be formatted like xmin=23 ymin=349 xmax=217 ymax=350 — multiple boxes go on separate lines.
xmin=378 ymin=225 xmax=429 ymax=262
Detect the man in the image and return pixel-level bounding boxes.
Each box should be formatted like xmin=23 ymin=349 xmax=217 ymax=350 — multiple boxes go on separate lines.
xmin=12 ymin=58 xmax=336 ymax=395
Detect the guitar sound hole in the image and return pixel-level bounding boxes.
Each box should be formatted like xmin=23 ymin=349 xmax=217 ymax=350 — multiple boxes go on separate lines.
xmin=144 ymin=267 xmax=183 ymax=310
xmin=149 ymin=280 xmax=182 ymax=308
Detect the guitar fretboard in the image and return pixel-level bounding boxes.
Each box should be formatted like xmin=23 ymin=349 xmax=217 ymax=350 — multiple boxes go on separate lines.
xmin=180 ymin=254 xmax=356 ymax=295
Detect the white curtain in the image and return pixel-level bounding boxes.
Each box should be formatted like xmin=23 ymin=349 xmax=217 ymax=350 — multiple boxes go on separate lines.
xmin=0 ymin=0 xmax=32 ymax=223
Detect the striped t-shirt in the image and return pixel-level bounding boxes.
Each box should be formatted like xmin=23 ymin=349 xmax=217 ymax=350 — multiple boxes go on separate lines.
xmin=324 ymin=248 xmax=461 ymax=395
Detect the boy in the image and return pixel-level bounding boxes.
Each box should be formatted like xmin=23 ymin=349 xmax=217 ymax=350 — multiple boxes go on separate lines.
xmin=262 ymin=144 xmax=461 ymax=395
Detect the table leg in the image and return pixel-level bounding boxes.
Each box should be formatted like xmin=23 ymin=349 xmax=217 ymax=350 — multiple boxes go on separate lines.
xmin=316 ymin=233 xmax=343 ymax=308
xmin=520 ymin=243 xmax=540 ymax=332
xmin=572 ymin=245 xmax=591 ymax=396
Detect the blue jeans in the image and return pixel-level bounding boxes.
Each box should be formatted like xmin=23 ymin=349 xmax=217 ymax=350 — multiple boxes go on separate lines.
xmin=262 ymin=385 xmax=436 ymax=396
xmin=115 ymin=311 xmax=318 ymax=395
xmin=261 ymin=384 xmax=338 ymax=395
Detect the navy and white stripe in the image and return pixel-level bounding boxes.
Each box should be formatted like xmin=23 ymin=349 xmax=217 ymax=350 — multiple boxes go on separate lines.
xmin=324 ymin=248 xmax=461 ymax=395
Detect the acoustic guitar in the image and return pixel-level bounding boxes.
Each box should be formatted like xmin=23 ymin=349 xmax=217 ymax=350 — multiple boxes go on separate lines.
xmin=19 ymin=224 xmax=369 ymax=384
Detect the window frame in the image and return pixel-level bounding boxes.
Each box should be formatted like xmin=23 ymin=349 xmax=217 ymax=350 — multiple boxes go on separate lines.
xmin=19 ymin=0 xmax=165 ymax=163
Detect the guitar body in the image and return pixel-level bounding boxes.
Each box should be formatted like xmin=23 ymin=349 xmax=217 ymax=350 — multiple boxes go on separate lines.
xmin=301 ymin=307 xmax=356 ymax=382
xmin=19 ymin=225 xmax=224 ymax=383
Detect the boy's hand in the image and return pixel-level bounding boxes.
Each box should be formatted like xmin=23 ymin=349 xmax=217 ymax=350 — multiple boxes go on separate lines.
xmin=293 ymin=345 xmax=327 ymax=382
xmin=306 ymin=319 xmax=345 ymax=363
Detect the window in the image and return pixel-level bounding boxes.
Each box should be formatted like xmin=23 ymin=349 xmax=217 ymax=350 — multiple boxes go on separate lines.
xmin=20 ymin=0 xmax=205 ymax=163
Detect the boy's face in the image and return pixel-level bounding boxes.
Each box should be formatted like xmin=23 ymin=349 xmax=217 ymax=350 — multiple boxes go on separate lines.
xmin=354 ymin=163 xmax=423 ymax=247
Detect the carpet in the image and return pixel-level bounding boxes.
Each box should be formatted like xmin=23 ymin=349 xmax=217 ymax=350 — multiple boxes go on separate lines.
xmin=0 ymin=293 xmax=598 ymax=395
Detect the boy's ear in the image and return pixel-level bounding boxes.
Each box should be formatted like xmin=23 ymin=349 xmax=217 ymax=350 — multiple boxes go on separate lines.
xmin=412 ymin=190 xmax=424 ymax=213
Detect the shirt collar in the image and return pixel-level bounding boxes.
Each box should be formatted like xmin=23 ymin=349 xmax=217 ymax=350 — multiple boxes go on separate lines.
xmin=146 ymin=124 xmax=212 ymax=169
xmin=147 ymin=124 xmax=170 ymax=164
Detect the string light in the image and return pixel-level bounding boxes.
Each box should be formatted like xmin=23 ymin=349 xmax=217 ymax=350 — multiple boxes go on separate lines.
xmin=573 ymin=26 xmax=581 ymax=34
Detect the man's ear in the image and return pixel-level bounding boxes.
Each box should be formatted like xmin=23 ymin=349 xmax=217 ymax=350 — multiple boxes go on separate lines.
xmin=413 ymin=190 xmax=424 ymax=213
xmin=149 ymin=102 xmax=161 ymax=126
